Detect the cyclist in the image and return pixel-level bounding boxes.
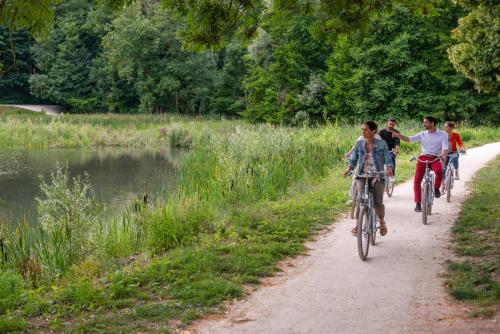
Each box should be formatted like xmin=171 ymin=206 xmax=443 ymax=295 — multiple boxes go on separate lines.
xmin=344 ymin=121 xmax=394 ymax=236
xmin=345 ymin=133 xmax=381 ymax=204
xmin=441 ymin=121 xmax=465 ymax=192
xmin=378 ymin=118 xmax=400 ymax=177
xmin=392 ymin=116 xmax=448 ymax=212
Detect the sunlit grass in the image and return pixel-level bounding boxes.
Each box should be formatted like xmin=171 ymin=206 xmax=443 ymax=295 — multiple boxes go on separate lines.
xmin=446 ymin=157 xmax=500 ymax=318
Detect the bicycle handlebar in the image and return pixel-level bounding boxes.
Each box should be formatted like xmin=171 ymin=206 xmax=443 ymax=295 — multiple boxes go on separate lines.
xmin=355 ymin=171 xmax=385 ymax=178
xmin=409 ymin=156 xmax=441 ymax=163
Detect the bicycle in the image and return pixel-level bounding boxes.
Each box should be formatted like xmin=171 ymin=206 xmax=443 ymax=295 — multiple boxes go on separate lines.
xmin=351 ymin=170 xmax=384 ymax=261
xmin=350 ymin=173 xmax=359 ymax=219
xmin=411 ymin=156 xmax=441 ymax=225
xmin=443 ymin=150 xmax=466 ymax=202
xmin=385 ymin=150 xmax=396 ymax=197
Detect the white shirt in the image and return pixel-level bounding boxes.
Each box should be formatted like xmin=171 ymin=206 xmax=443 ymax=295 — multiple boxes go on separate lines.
xmin=409 ymin=129 xmax=449 ymax=156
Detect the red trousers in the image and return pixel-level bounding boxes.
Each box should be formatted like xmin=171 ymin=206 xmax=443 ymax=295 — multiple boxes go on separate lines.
xmin=414 ymin=155 xmax=443 ymax=203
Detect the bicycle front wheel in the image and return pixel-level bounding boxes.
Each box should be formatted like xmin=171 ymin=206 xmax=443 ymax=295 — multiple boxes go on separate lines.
xmin=357 ymin=207 xmax=370 ymax=261
xmin=422 ymin=182 xmax=428 ymax=225
xmin=446 ymin=172 xmax=452 ymax=202
xmin=370 ymin=209 xmax=377 ymax=246
xmin=387 ymin=179 xmax=394 ymax=197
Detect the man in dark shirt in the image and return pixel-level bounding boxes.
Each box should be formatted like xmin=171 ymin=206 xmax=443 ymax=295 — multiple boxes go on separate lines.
xmin=379 ymin=118 xmax=400 ymax=175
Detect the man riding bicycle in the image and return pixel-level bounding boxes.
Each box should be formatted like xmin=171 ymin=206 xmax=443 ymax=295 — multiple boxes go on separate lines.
xmin=344 ymin=121 xmax=394 ymax=236
xmin=379 ymin=117 xmax=400 ymax=176
xmin=392 ymin=116 xmax=448 ymax=212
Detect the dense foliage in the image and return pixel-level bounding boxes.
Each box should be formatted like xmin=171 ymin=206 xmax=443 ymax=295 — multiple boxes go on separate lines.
xmin=0 ymin=27 xmax=38 ymax=103
xmin=324 ymin=6 xmax=496 ymax=122
xmin=448 ymin=0 xmax=499 ymax=95
xmin=0 ymin=0 xmax=498 ymax=122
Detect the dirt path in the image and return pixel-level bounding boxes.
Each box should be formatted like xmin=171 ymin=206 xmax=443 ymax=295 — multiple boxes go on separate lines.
xmin=0 ymin=104 xmax=62 ymax=115
xmin=192 ymin=142 xmax=500 ymax=334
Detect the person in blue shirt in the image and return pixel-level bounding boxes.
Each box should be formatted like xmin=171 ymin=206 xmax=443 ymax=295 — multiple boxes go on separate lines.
xmin=344 ymin=121 xmax=394 ymax=236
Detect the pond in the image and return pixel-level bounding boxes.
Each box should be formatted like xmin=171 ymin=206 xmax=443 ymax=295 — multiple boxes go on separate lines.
xmin=0 ymin=148 xmax=181 ymax=224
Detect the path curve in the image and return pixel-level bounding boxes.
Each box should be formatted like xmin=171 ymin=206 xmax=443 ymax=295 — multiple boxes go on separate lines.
xmin=0 ymin=104 xmax=62 ymax=116
xmin=192 ymin=142 xmax=500 ymax=334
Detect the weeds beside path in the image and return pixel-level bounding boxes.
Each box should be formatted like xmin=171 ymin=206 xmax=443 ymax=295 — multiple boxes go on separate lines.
xmin=446 ymin=157 xmax=500 ymax=318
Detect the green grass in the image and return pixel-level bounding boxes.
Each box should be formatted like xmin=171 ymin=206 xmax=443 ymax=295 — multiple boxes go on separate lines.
xmin=446 ymin=157 xmax=500 ymax=318
xmin=0 ymin=110 xmax=498 ymax=332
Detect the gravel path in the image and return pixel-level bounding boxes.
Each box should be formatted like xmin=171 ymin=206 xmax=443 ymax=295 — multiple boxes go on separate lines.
xmin=0 ymin=104 xmax=62 ymax=115
xmin=192 ymin=142 xmax=500 ymax=334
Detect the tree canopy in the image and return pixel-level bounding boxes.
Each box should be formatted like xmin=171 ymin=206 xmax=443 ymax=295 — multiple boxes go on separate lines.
xmin=447 ymin=0 xmax=499 ymax=95
xmin=0 ymin=0 xmax=498 ymax=122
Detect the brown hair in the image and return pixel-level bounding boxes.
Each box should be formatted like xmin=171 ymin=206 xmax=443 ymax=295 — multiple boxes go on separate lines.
xmin=445 ymin=121 xmax=455 ymax=128
xmin=363 ymin=120 xmax=378 ymax=131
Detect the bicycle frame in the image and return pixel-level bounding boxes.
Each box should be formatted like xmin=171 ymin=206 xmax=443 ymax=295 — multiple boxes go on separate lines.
xmin=415 ymin=156 xmax=440 ymax=224
xmin=444 ymin=151 xmax=463 ymax=201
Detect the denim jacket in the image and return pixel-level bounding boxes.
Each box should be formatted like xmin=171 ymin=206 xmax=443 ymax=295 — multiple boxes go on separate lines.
xmin=348 ymin=138 xmax=394 ymax=179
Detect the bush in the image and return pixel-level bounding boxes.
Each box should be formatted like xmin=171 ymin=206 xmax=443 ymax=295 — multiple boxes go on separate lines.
xmin=0 ymin=272 xmax=25 ymax=314
xmin=58 ymin=280 xmax=103 ymax=311
xmin=36 ymin=164 xmax=101 ymax=274
xmin=0 ymin=315 xmax=26 ymax=333
xmin=167 ymin=125 xmax=193 ymax=148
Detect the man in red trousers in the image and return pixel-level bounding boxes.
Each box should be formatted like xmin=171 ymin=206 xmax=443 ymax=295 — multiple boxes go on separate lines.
xmin=392 ymin=116 xmax=448 ymax=212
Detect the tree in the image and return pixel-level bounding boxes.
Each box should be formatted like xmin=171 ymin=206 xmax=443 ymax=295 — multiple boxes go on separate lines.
xmin=242 ymin=4 xmax=330 ymax=123
xmin=96 ymin=0 xmax=218 ymax=113
xmin=0 ymin=0 xmax=60 ymax=73
xmin=28 ymin=0 xmax=110 ymax=111
xmin=210 ymin=42 xmax=247 ymax=115
xmin=448 ymin=0 xmax=499 ymax=95
xmin=324 ymin=5 xmax=496 ymax=122
xmin=0 ymin=27 xmax=38 ymax=103
xmin=101 ymin=0 xmax=440 ymax=50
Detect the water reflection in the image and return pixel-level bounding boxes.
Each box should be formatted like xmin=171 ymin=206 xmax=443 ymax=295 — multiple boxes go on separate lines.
xmin=0 ymin=148 xmax=181 ymax=224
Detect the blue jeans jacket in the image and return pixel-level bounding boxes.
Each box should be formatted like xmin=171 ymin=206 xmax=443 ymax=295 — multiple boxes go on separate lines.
xmin=348 ymin=138 xmax=394 ymax=179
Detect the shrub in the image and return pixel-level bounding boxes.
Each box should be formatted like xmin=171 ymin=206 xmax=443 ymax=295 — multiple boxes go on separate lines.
xmin=167 ymin=125 xmax=193 ymax=148
xmin=0 ymin=271 xmax=25 ymax=314
xmin=58 ymin=280 xmax=103 ymax=311
xmin=36 ymin=164 xmax=101 ymax=274
xmin=0 ymin=315 xmax=26 ymax=333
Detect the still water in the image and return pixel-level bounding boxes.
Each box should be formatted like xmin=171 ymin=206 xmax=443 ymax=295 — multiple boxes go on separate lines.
xmin=0 ymin=148 xmax=181 ymax=224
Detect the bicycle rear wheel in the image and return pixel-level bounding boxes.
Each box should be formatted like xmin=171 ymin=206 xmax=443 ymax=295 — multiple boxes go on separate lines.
xmin=357 ymin=207 xmax=370 ymax=261
xmin=350 ymin=184 xmax=358 ymax=219
xmin=422 ymin=183 xmax=428 ymax=225
xmin=427 ymin=185 xmax=433 ymax=215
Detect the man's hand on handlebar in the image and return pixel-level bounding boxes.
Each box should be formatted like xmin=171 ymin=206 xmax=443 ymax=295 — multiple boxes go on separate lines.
xmin=440 ymin=151 xmax=448 ymax=161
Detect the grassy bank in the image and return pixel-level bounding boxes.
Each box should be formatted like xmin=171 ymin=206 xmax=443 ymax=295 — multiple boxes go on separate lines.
xmin=446 ymin=157 xmax=500 ymax=318
xmin=0 ymin=106 xmax=498 ymax=150
xmin=0 ymin=110 xmax=498 ymax=332
xmin=0 ymin=106 xmax=238 ymax=149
